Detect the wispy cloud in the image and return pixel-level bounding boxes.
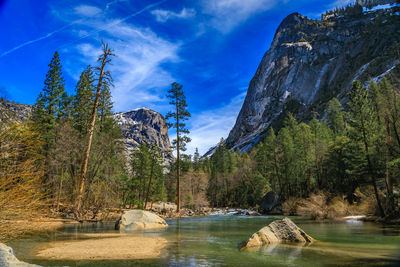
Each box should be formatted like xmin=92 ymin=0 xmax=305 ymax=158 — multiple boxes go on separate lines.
xmin=186 ymin=91 xmax=246 ymax=155
xmin=0 ymin=0 xmax=166 ymax=58
xmin=0 ymin=21 xmax=80 ymax=58
xmin=60 ymin=0 xmax=167 ymax=48
xmin=61 ymin=2 xmax=179 ymax=112
xmin=330 ymin=0 xmax=355 ymax=8
xmin=201 ymin=0 xmax=289 ymax=33
xmin=151 ymin=8 xmax=196 ymax=23
xmin=105 ymin=0 xmax=129 ymax=10
xmin=74 ymin=5 xmax=102 ymax=17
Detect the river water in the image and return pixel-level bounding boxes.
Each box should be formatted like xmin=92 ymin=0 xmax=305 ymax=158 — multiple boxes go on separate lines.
xmin=9 ymin=215 xmax=400 ymax=266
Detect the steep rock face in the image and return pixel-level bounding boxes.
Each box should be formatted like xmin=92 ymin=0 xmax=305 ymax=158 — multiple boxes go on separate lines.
xmin=0 ymin=100 xmax=32 ymax=124
xmin=357 ymin=0 xmax=395 ymax=7
xmin=226 ymin=7 xmax=400 ymax=151
xmin=113 ymin=108 xmax=173 ymax=163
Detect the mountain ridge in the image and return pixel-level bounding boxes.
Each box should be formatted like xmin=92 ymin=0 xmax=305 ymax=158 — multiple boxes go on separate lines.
xmin=222 ymin=3 xmax=400 ymax=152
xmin=0 ymin=100 xmax=172 ymax=162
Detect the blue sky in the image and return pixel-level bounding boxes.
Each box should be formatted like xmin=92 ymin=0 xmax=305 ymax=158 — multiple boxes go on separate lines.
xmin=0 ymin=0 xmax=352 ymax=155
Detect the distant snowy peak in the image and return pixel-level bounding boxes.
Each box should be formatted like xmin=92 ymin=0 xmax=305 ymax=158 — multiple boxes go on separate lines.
xmin=113 ymin=108 xmax=173 ymax=163
xmin=356 ymin=0 xmax=396 ymax=7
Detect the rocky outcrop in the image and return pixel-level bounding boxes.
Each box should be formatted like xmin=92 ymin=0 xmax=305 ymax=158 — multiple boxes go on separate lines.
xmin=241 ymin=218 xmax=314 ymax=249
xmin=113 ymin=108 xmax=173 ymax=163
xmin=0 ymin=100 xmax=32 ymax=124
xmin=225 ymin=5 xmax=400 ymax=151
xmin=357 ymin=0 xmax=395 ymax=7
xmin=115 ymin=210 xmax=168 ymax=231
xmin=259 ymin=191 xmax=282 ymax=214
xmin=0 ymin=243 xmax=39 ymax=266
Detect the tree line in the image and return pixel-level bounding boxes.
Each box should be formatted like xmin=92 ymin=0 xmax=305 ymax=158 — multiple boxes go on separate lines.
xmin=203 ymin=78 xmax=399 ymax=217
xmin=0 ymin=44 xmax=169 ymax=221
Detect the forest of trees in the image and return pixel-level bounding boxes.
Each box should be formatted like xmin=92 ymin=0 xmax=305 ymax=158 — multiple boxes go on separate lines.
xmin=202 ymin=78 xmax=400 ymax=217
xmin=0 ymin=45 xmax=168 ymax=223
xmin=1 ymin=43 xmax=399 ymax=226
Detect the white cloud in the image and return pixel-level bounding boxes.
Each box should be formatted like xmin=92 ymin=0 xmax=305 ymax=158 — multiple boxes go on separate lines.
xmin=201 ymin=0 xmax=288 ymax=33
xmin=186 ymin=91 xmax=246 ymax=156
xmin=54 ymin=1 xmax=180 ymax=112
xmin=71 ymin=21 xmax=180 ymax=112
xmin=151 ymin=8 xmax=196 ymax=23
xmin=330 ymin=0 xmax=355 ymax=8
xmin=74 ymin=5 xmax=102 ymax=17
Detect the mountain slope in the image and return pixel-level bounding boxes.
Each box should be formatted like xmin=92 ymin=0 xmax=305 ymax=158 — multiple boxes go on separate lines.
xmin=226 ymin=3 xmax=400 ymax=151
xmin=113 ymin=108 xmax=173 ymax=163
xmin=0 ymin=100 xmax=32 ymax=124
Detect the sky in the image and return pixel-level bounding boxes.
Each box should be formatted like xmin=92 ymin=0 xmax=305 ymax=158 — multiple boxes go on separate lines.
xmin=0 ymin=0 xmax=353 ymax=155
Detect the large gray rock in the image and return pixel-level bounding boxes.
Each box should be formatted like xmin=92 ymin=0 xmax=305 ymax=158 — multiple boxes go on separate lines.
xmin=115 ymin=210 xmax=168 ymax=231
xmin=223 ymin=7 xmax=400 ymax=152
xmin=113 ymin=108 xmax=173 ymax=164
xmin=259 ymin=191 xmax=281 ymax=214
xmin=241 ymin=218 xmax=314 ymax=249
xmin=0 ymin=243 xmax=39 ymax=267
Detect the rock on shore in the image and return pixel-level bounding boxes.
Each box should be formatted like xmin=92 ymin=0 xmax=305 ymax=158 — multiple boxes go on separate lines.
xmin=115 ymin=210 xmax=168 ymax=231
xmin=241 ymin=218 xmax=314 ymax=249
xmin=0 ymin=243 xmax=39 ymax=266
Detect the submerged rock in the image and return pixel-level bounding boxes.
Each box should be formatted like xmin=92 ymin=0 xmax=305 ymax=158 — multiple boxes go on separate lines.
xmin=0 ymin=243 xmax=39 ymax=266
xmin=115 ymin=210 xmax=168 ymax=231
xmin=241 ymin=218 xmax=314 ymax=249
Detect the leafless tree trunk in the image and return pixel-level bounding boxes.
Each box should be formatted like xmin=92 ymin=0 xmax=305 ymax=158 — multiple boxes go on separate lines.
xmin=75 ymin=43 xmax=113 ymax=217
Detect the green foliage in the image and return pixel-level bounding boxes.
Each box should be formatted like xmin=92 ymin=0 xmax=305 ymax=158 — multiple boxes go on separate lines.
xmin=125 ymin=143 xmax=165 ymax=209
xmin=204 ymin=79 xmax=399 ymax=216
xmin=166 ymin=82 xmax=191 ymax=152
xmin=72 ymin=66 xmax=95 ymax=134
xmin=32 ymin=51 xmax=69 ymax=145
xmin=30 ymin=49 xmax=128 ymax=215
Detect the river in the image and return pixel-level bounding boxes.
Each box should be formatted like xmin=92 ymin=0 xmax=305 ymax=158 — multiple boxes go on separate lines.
xmin=9 ymin=215 xmax=400 ymax=266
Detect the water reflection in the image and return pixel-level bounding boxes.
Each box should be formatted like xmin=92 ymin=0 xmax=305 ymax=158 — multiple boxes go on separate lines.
xmin=9 ymin=216 xmax=400 ymax=267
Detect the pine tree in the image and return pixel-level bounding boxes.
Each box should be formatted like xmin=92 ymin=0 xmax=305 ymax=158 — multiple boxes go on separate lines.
xmin=326 ymin=98 xmax=346 ymax=136
xmin=347 ymin=80 xmax=385 ymax=217
xmin=193 ymin=148 xmax=200 ymax=171
xmin=72 ymin=66 xmax=95 ymax=134
xmin=32 ymin=51 xmax=68 ymax=144
xmin=166 ymin=82 xmax=191 ymax=212
xmin=98 ymin=82 xmax=114 ymax=132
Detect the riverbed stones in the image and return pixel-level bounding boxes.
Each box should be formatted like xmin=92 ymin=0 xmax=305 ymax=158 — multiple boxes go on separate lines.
xmin=115 ymin=210 xmax=168 ymax=231
xmin=241 ymin=218 xmax=314 ymax=249
xmin=0 ymin=243 xmax=39 ymax=266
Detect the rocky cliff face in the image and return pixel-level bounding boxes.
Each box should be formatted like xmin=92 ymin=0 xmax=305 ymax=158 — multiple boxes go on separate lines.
xmin=226 ymin=4 xmax=400 ymax=151
xmin=113 ymin=108 xmax=173 ymax=163
xmin=0 ymin=100 xmax=32 ymax=124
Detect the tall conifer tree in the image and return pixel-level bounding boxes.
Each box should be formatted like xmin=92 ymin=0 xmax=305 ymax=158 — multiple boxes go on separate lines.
xmin=348 ymin=80 xmax=385 ymax=217
xmin=166 ymin=82 xmax=191 ymax=212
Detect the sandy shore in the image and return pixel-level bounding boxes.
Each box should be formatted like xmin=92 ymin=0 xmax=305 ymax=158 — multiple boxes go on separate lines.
xmin=0 ymin=218 xmax=73 ymax=243
xmin=35 ymin=234 xmax=168 ymax=260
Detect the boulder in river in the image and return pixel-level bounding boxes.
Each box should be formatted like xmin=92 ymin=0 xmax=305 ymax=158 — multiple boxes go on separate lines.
xmin=115 ymin=210 xmax=168 ymax=231
xmin=259 ymin=191 xmax=282 ymax=214
xmin=0 ymin=243 xmax=39 ymax=266
xmin=240 ymin=218 xmax=314 ymax=249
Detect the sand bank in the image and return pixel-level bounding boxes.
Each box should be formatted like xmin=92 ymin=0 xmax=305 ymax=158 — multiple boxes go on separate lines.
xmin=35 ymin=234 xmax=167 ymax=260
